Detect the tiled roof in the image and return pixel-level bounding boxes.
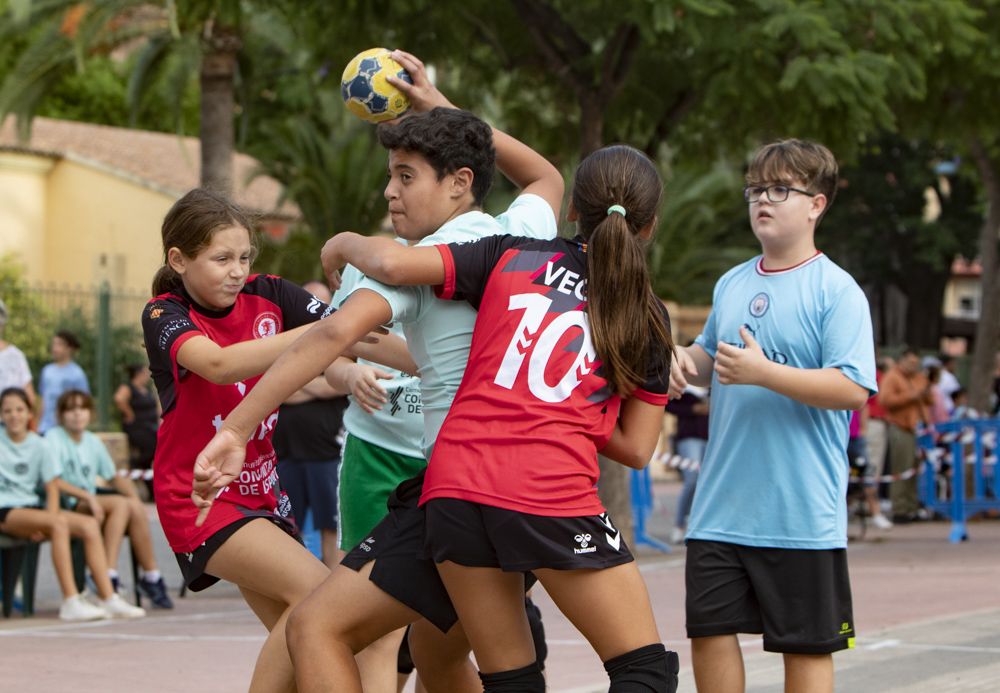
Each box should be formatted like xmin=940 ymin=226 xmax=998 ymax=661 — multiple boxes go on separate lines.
xmin=0 ymin=116 xmax=297 ymax=217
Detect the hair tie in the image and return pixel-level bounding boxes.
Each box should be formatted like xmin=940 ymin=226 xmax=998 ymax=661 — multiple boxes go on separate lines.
xmin=606 ymin=204 xmax=627 ymax=218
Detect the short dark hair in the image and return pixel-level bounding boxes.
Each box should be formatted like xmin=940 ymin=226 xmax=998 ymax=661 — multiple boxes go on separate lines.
xmin=377 ymin=108 xmax=496 ymax=206
xmin=55 ymin=329 xmax=81 ymax=350
xmin=57 ymin=389 xmax=94 ymax=417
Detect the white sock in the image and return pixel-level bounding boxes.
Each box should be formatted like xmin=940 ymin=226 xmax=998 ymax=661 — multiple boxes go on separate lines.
xmin=141 ymin=569 xmax=161 ymax=583
xmin=108 ymin=569 xmax=119 ymax=579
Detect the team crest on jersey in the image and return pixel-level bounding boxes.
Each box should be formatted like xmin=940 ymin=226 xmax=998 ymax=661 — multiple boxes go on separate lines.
xmin=749 ymin=292 xmax=770 ymax=318
xmin=148 ymin=305 xmax=164 ymax=319
xmin=252 ymin=311 xmax=281 ymax=339
xmin=14 ymin=463 xmax=28 ymax=475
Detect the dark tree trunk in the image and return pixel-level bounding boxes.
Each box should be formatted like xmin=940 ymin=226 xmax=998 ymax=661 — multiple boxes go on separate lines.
xmin=967 ymin=139 xmax=1000 ymax=412
xmin=902 ymin=270 xmax=949 ymax=350
xmin=199 ymin=26 xmax=241 ymax=195
xmin=597 ymin=454 xmax=634 ymax=549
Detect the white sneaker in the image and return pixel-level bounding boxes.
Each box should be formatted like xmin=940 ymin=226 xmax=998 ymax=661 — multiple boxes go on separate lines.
xmin=669 ymin=527 xmax=686 ymax=545
xmin=871 ymin=514 xmax=894 ymax=530
xmin=60 ymin=594 xmax=108 ymax=621
xmin=101 ymin=593 xmax=146 ymax=619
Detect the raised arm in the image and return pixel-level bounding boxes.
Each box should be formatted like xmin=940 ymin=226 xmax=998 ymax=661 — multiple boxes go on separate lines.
xmin=389 ymin=50 xmax=564 ymax=219
xmin=322 ymin=234 xmax=445 ymax=288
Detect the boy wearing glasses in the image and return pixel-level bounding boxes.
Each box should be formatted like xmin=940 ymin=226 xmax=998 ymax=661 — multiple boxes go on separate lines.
xmin=669 ymin=139 xmax=876 ymax=692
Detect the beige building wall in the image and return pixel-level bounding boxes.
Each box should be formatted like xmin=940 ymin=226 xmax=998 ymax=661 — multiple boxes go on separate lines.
xmin=44 ymin=158 xmax=173 ymax=293
xmin=942 ymin=276 xmax=981 ymax=320
xmin=0 ymin=152 xmax=54 ymax=281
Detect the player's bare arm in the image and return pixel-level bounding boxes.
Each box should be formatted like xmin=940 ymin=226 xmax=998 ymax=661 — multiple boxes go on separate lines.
xmin=668 ymin=343 xmax=714 ymax=398
xmin=601 ymin=397 xmax=668 ymax=469
xmin=322 ymin=233 xmax=445 ymax=287
xmin=716 ymin=326 xmax=868 ymax=410
xmin=389 ymin=49 xmax=563 ymax=219
xmin=193 ymin=291 xmax=394 ymax=518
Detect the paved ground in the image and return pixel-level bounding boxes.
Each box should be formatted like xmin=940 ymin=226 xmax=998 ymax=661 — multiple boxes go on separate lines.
xmin=2 ymin=476 xmax=999 ymax=692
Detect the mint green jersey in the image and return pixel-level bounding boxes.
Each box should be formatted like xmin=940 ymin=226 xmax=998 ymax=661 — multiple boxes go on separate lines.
xmin=355 ymin=194 xmax=558 ymax=454
xmin=333 ymin=257 xmax=425 ymax=458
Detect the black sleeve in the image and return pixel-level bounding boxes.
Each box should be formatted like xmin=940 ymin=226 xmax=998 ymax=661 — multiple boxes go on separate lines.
xmin=637 ymin=299 xmax=673 ymax=397
xmin=440 ymin=234 xmax=527 ymax=310
xmin=141 ymin=297 xmax=200 ymax=373
xmin=262 ymin=275 xmax=329 ymax=329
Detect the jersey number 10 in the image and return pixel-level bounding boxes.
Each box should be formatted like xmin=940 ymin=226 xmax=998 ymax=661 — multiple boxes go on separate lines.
xmin=494 ymin=293 xmax=599 ymax=404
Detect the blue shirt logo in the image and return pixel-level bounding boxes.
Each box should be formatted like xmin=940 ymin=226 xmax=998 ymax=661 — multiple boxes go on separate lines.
xmin=749 ymin=292 xmax=770 ymax=317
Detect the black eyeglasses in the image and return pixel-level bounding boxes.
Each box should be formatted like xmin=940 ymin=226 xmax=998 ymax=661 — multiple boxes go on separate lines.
xmin=743 ymin=184 xmax=817 ymax=203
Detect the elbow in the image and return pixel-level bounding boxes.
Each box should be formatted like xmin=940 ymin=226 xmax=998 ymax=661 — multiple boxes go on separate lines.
xmin=617 ymin=446 xmax=655 ymax=470
xmin=376 ymin=251 xmax=410 ymax=286
xmin=203 ymin=357 xmax=237 ymax=385
xmin=846 ymin=388 xmax=869 ymax=411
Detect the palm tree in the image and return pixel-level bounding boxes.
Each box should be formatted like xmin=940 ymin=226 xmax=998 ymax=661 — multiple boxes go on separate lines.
xmin=0 ymin=0 xmax=243 ymax=193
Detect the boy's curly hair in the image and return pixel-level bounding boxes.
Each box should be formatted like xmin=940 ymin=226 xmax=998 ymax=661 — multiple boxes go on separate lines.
xmin=377 ymin=108 xmax=496 ymax=206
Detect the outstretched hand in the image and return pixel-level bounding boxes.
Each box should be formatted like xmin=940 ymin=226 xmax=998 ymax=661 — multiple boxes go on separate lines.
xmin=668 ymin=345 xmax=699 ymax=399
xmin=191 ymin=428 xmax=247 ymax=526
xmin=387 ymin=50 xmax=456 ymax=113
xmin=715 ymin=326 xmax=771 ymax=386
xmin=345 ymin=362 xmax=393 ymax=414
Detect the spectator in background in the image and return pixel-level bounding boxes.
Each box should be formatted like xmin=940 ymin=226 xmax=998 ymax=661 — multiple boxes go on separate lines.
xmin=0 ymin=298 xmax=36 ymax=408
xmin=272 ymin=281 xmax=349 ymax=569
xmin=937 ymin=354 xmax=961 ymax=412
xmin=879 ymin=349 xmax=932 ymax=523
xmin=48 ymin=390 xmax=173 ymax=609
xmin=113 ymin=363 xmax=160 ymax=499
xmin=38 ymin=329 xmax=90 ymax=434
xmin=865 ymin=356 xmax=892 ymax=508
xmin=925 ymin=365 xmax=950 ymax=426
xmin=665 ymin=385 xmax=709 ymax=545
xmin=950 ymin=388 xmax=979 ymax=420
xmin=850 ymin=404 xmax=892 ymax=531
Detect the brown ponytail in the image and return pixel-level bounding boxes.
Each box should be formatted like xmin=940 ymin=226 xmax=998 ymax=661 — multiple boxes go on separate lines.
xmin=572 ymin=145 xmax=673 ymax=396
xmin=151 ymin=188 xmax=256 ymax=297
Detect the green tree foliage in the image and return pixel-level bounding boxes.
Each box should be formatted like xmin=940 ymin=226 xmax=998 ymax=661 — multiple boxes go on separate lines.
xmin=822 ymin=136 xmax=981 ymax=348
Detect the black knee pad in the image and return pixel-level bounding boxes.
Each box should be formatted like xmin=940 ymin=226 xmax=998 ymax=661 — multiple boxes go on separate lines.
xmin=479 ymin=662 xmax=546 ymax=693
xmin=524 ymin=596 xmax=548 ymax=670
xmin=604 ymin=643 xmax=680 ymax=693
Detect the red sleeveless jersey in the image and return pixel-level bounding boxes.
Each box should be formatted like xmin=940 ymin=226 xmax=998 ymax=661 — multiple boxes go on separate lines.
xmin=142 ymin=275 xmax=326 ymax=552
xmin=421 ymin=235 xmax=671 ymax=516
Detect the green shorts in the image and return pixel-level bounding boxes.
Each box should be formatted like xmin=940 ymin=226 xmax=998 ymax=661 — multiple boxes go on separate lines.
xmin=337 ymin=433 xmax=426 ymax=550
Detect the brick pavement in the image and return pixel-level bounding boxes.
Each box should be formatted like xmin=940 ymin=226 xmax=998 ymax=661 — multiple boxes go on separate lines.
xmin=2 ymin=477 xmax=999 ymax=692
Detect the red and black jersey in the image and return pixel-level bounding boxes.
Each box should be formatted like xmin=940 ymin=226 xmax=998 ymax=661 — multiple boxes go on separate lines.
xmin=422 ymin=235 xmax=671 ymax=517
xmin=142 ymin=274 xmax=327 ymax=552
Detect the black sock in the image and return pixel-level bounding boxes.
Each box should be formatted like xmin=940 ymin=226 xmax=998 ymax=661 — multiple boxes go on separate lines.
xmin=525 ymin=596 xmax=548 ymax=670
xmin=604 ymin=643 xmax=679 ymax=693
xmin=479 ymin=662 xmax=546 ymax=693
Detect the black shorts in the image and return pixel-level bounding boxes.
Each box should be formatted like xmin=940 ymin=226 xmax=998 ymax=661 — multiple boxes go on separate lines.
xmin=685 ymin=539 xmax=855 ymax=654
xmin=423 ymin=498 xmax=634 ymax=572
xmin=0 ymin=507 xmax=14 ymax=525
xmin=341 ymin=472 xmax=459 ymax=634
xmin=174 ymin=515 xmax=299 ymax=592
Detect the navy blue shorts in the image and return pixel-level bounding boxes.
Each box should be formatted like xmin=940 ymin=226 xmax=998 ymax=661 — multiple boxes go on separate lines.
xmin=277 ymin=458 xmax=339 ymax=531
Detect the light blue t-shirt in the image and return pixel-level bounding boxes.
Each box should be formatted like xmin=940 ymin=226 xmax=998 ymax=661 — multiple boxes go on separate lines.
xmin=354 ymin=193 xmax=558 ymax=454
xmin=687 ymin=253 xmax=877 ymax=549
xmin=38 ymin=361 xmax=90 ymax=434
xmin=45 ymin=426 xmax=116 ymax=500
xmin=0 ymin=429 xmax=60 ymax=508
xmin=332 ymin=259 xmax=425 ymax=459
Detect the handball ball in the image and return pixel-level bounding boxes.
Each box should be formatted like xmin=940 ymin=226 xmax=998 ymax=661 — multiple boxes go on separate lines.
xmin=340 ymin=48 xmax=413 ymax=123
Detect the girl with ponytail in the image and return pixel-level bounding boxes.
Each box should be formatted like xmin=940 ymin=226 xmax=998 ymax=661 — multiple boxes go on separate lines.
xmin=197 ymin=145 xmax=678 ymax=692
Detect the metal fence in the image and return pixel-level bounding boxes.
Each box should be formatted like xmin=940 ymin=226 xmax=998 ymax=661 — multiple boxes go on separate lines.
xmin=0 ymin=280 xmax=149 ymax=430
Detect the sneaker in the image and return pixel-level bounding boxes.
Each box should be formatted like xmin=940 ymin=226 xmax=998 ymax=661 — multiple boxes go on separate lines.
xmin=138 ymin=577 xmax=174 ymax=609
xmin=101 ymin=593 xmax=146 ymax=619
xmin=871 ymin=514 xmax=894 ymax=530
xmin=60 ymin=594 xmax=108 ymax=622
xmin=669 ymin=527 xmax=686 ymax=545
